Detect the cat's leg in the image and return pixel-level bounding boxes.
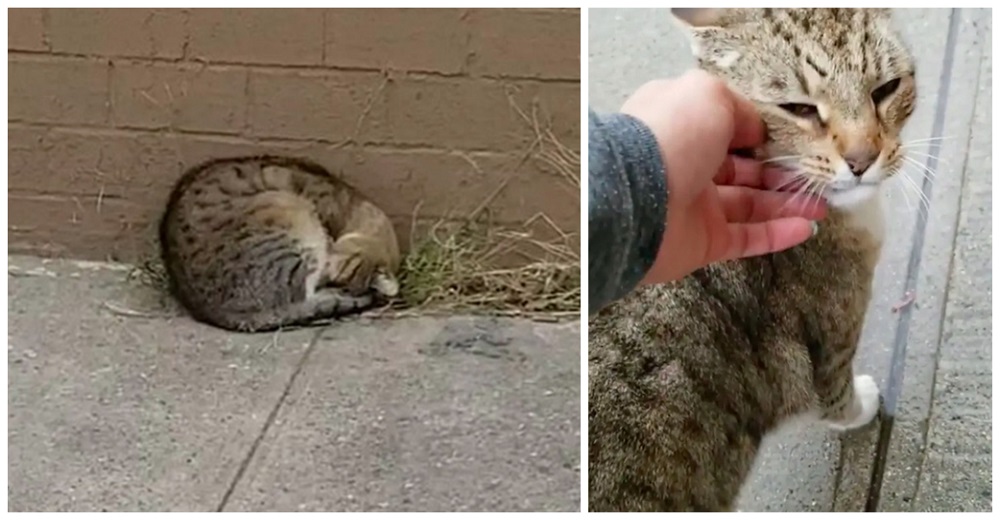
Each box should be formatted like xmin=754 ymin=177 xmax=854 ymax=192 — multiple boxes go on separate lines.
xmin=303 ymin=286 xmax=373 ymax=317
xmin=825 ymin=373 xmax=881 ymax=431
xmin=814 ymin=330 xmax=881 ymax=431
xmin=224 ymin=276 xmax=373 ymax=332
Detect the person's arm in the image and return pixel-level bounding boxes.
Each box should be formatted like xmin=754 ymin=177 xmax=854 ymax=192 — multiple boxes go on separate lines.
xmin=588 ymin=109 xmax=669 ymax=313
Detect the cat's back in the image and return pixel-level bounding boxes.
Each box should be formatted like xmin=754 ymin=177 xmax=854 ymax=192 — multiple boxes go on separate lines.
xmin=161 ymin=155 xmax=364 ymax=243
xmin=163 ymin=155 xmax=357 ymax=217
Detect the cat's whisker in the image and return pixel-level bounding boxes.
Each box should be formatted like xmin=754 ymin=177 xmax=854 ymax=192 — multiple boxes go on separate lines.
xmin=903 ymin=150 xmax=948 ymax=164
xmin=890 ymin=167 xmax=916 ymax=210
xmin=778 ymin=176 xmax=810 ymax=213
xmin=762 ymin=164 xmax=809 ymax=209
xmin=808 ymin=179 xmax=826 ymax=216
xmin=902 ymin=135 xmax=954 ymax=145
xmin=899 ymin=162 xmax=938 ymax=186
xmin=773 ymin=174 xmax=807 ymax=192
xmin=900 ymin=143 xmax=946 ymax=150
xmin=777 ymin=188 xmax=798 ymax=213
xmin=761 ymin=155 xmax=804 ymax=165
xmin=791 ymin=177 xmax=822 ymax=215
xmin=788 ymin=175 xmax=811 ymax=200
xmin=890 ymin=167 xmax=915 ymax=211
xmin=784 ymin=179 xmax=806 ymax=207
xmin=901 ymin=155 xmax=939 ymax=181
xmin=897 ymin=167 xmax=932 ymax=211
xmin=898 ymin=166 xmax=927 ymax=195
xmin=767 ymin=168 xmax=811 ymax=209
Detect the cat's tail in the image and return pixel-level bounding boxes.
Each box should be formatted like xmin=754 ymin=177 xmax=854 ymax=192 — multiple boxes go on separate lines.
xmin=218 ymin=289 xmax=374 ymax=333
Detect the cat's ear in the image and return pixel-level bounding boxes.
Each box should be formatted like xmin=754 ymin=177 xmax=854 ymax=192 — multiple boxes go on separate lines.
xmin=670 ymin=9 xmax=746 ymax=70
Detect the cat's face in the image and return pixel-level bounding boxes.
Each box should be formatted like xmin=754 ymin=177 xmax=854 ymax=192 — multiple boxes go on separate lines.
xmin=672 ymin=8 xmax=916 ymax=209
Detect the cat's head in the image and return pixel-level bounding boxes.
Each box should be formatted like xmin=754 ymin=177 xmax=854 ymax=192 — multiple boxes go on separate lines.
xmin=671 ymin=8 xmax=916 ymax=209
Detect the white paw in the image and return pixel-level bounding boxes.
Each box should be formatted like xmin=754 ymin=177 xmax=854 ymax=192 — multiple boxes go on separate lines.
xmin=827 ymin=375 xmax=881 ymax=432
xmin=371 ymin=272 xmax=399 ymax=298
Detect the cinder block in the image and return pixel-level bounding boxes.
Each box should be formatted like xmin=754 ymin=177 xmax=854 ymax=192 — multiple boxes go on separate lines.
xmin=8 ymin=193 xmax=150 ymax=261
xmin=112 ymin=62 xmax=247 ymax=134
xmin=9 ymin=8 xmax=46 ymax=51
xmin=370 ymin=76 xmax=580 ymax=152
xmin=247 ymin=69 xmax=384 ymax=141
xmin=49 ymin=8 xmax=185 ymax=59
xmin=468 ymin=9 xmax=580 ymax=80
xmin=324 ymin=8 xmax=467 ymax=74
xmin=8 ymin=127 xmax=181 ymax=203
xmin=9 ymin=56 xmax=110 ymax=125
xmin=189 ymin=8 xmax=324 ymax=66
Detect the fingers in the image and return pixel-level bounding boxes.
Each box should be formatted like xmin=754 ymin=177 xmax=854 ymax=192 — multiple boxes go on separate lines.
xmin=721 ymin=218 xmax=817 ymax=261
xmin=713 ymin=156 xmax=764 ymax=187
xmin=760 ymin=167 xmax=809 ymax=192
xmin=718 ymin=185 xmax=828 ymax=222
xmin=726 ymin=90 xmax=766 ymax=150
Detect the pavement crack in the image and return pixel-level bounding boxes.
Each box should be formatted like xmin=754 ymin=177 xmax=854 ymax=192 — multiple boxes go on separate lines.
xmin=214 ymin=327 xmax=326 ymax=512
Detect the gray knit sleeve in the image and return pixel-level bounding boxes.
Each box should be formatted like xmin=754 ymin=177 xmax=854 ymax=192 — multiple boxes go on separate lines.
xmin=588 ymin=110 xmax=668 ymax=313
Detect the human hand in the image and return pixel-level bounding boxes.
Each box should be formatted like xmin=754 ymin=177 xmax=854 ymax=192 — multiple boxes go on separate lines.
xmin=621 ymin=70 xmax=826 ymax=284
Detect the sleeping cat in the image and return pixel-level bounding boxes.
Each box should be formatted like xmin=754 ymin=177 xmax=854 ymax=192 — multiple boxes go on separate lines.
xmin=159 ymin=155 xmax=401 ymax=332
xmin=589 ymin=8 xmax=916 ymax=511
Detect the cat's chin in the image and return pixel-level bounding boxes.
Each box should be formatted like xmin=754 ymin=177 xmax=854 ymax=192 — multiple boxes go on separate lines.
xmin=823 ymin=183 xmax=881 ymax=211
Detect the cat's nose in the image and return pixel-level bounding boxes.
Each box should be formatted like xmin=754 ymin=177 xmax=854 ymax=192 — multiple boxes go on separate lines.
xmin=845 ymin=150 xmax=878 ymax=177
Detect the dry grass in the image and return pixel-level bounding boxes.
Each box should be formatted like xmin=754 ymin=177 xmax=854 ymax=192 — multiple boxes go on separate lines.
xmin=385 ymin=94 xmax=580 ymax=320
xmin=128 ymin=255 xmax=170 ymax=293
xmin=393 ymin=212 xmax=579 ymax=318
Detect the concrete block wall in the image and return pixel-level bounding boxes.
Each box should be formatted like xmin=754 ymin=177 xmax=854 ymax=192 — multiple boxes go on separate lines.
xmin=8 ymin=8 xmax=581 ymax=261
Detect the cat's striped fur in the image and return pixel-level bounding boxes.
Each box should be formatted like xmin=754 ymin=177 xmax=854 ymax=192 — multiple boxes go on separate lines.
xmin=160 ymin=155 xmax=400 ymax=332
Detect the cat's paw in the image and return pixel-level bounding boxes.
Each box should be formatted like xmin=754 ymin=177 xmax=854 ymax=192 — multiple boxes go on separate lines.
xmin=371 ymin=272 xmax=399 ymax=298
xmin=827 ymin=374 xmax=881 ymax=432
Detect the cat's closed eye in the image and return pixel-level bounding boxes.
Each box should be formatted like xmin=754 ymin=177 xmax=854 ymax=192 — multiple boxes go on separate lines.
xmin=778 ymin=102 xmax=820 ymax=120
xmin=871 ymin=78 xmax=901 ymax=105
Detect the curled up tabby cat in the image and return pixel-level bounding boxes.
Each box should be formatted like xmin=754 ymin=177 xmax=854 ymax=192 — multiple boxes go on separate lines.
xmin=160 ymin=156 xmax=401 ymax=332
xmin=589 ymin=8 xmax=916 ymax=511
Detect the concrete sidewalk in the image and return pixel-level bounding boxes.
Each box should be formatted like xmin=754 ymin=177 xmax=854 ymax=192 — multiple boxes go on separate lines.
xmin=7 ymin=255 xmax=581 ymax=512
xmin=589 ymin=8 xmax=991 ymax=512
